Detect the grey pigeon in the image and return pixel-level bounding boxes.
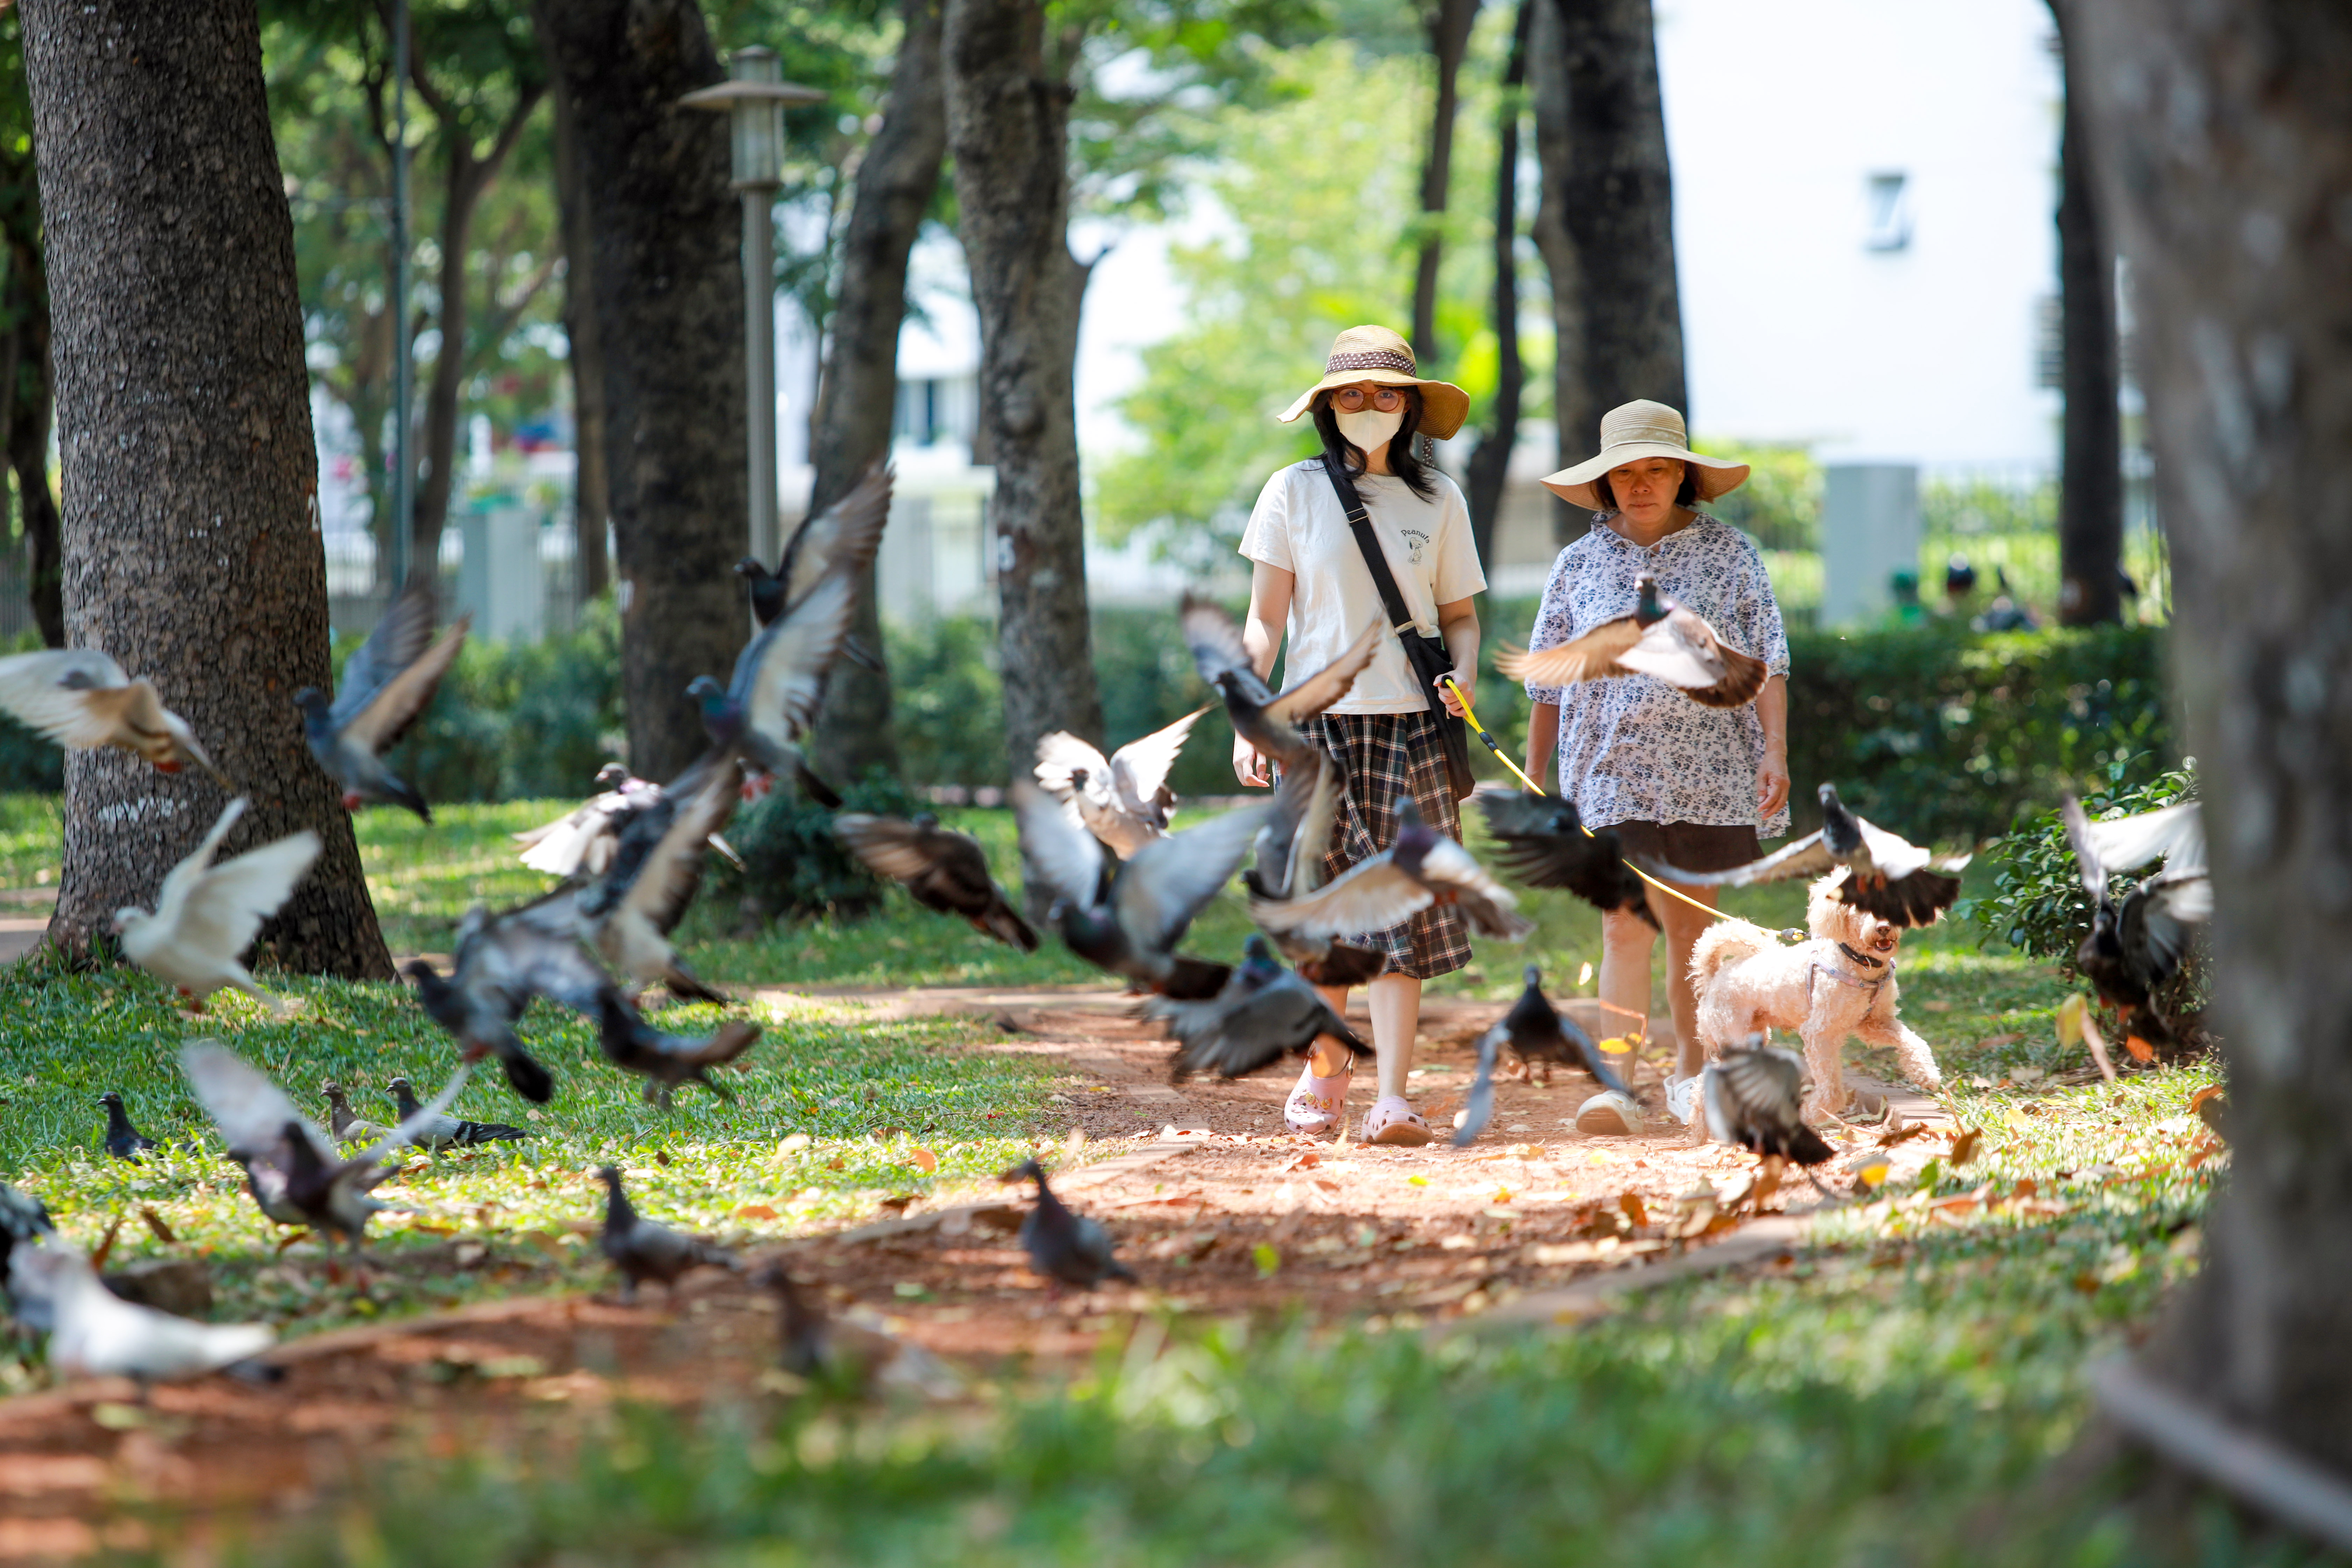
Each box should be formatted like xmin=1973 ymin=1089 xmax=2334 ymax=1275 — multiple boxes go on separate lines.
xmin=405 ymin=892 xmax=614 ymax=1103
xmin=99 ymin=1092 xmax=160 ymax=1162
xmin=834 ymin=811 xmax=1038 ymax=951
xmin=687 ymin=541 xmax=869 ymax=800
xmin=1241 ymin=755 xmax=1385 ymax=985
xmin=1475 ymin=790 xmax=1657 ymax=927
xmin=597 ymin=1165 xmax=736 ymax=1301
xmin=1147 ymin=935 xmax=1367 ymax=1082
xmin=736 ymin=461 xmax=894 ymax=698
xmin=1248 ymin=793 xmax=1533 ymax=944
xmin=0 ymin=1181 xmax=56 ymax=1331
xmin=386 ymin=1076 xmax=527 ymax=1149
xmin=321 ymin=1082 xmax=392 ymax=1145
xmin=2062 ymin=795 xmax=2209 ymax=1048
xmin=1014 ymin=779 xmax=1269 ymax=999
xmin=1005 ymin=1158 xmax=1134 ymax=1292
xmin=293 ymin=573 xmax=469 ymax=819
xmin=750 ymin=1263 xmax=961 ymax=1399
xmin=10 ymin=1237 xmax=272 ymax=1381
xmin=1454 ymin=967 xmax=1633 ymax=1145
xmin=1031 ymin=706 xmax=1210 ymax=860
xmin=1495 ymin=574 xmax=1767 ymax=708
xmin=512 ymin=763 xmax=742 ymax=882
xmin=0 ymin=648 xmax=227 ymax=785
xmin=1180 ymin=594 xmax=1384 ymax=766
xmin=1639 ymin=783 xmax=1970 ymax=928
xmin=567 ymin=760 xmax=741 ymax=1002
xmin=1701 ymin=1036 xmax=1836 ymax=1176
xmin=594 ymin=988 xmax=762 ymax=1107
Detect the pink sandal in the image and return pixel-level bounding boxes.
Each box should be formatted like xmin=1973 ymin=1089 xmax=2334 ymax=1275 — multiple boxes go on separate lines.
xmin=1362 ymin=1095 xmax=1433 ymax=1147
xmin=1284 ymin=1056 xmax=1352 ymax=1136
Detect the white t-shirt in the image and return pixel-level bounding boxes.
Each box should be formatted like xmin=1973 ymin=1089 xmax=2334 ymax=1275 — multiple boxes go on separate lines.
xmin=1238 ymin=459 xmax=1487 ymax=714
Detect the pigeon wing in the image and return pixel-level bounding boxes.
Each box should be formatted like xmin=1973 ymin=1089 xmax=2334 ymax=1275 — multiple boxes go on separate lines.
xmin=1492 ymin=617 xmax=1644 ymax=686
xmin=1263 ymin=619 xmax=1385 ymax=728
xmin=1115 ymin=803 xmax=1269 ymax=954
xmin=1108 ymin=706 xmax=1210 ymax=810
xmin=0 ymin=650 xmax=132 ymax=747
xmin=1013 ymin=779 xmax=1107 ymax=908
xmin=147 ymin=798 xmax=252 ymax=929
xmin=777 ymin=462 xmax=893 ymax=608
xmin=733 ymin=568 xmax=858 ymax=747
xmin=1031 ymin=732 xmax=1111 ymax=804
xmin=482 ymin=906 xmax=610 ymax=1015
xmin=1710 ymin=1043 xmax=1807 ymax=1137
xmin=1641 ymin=831 xmax=1834 ymax=888
xmin=175 ymin=831 xmax=322 ymax=965
xmin=833 ymin=814 xmax=943 ymax=884
xmin=2060 ymin=794 xmax=2108 ymax=899
xmin=1249 ymin=853 xmax=1430 ymax=940
xmin=2087 ymin=799 xmax=2204 ymax=877
xmin=353 ymin=1065 xmax=474 ymax=1169
xmin=1414 ymin=837 xmax=1536 ymax=940
xmin=1452 ymin=1022 xmax=1504 ymax=1146
xmin=340 ymin=617 xmax=470 ymax=755
xmin=1178 ymin=594 xmax=1275 ymax=704
xmin=328 ymin=576 xmax=439 ymax=731
xmin=611 ymin=762 xmax=739 ymax=938
xmin=181 ymin=1041 xmax=333 ymax=1161
xmin=1614 ymin=609 xmax=1769 ymax=706
xmin=1851 ymin=815 xmax=1938 ymax=880
xmin=1287 ymin=754 xmax=1343 ymax=895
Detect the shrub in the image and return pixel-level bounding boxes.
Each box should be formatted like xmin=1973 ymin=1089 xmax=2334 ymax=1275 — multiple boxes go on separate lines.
xmin=712 ymin=766 xmax=924 ymax=925
xmin=1966 ymin=758 xmax=2199 ymax=962
xmin=392 ymin=600 xmax=626 ymax=804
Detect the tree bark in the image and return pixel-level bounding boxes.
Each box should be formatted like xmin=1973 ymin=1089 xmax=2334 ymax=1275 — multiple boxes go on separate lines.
xmin=806 ymin=0 xmax=948 ymax=786
xmin=1530 ymin=0 xmax=1686 ymax=546
xmin=0 ymin=147 xmax=59 ymax=648
xmin=2051 ymin=7 xmax=2123 ymax=628
xmin=1463 ymin=0 xmax=1531 ymax=566
xmin=1410 ymin=0 xmax=1482 ymax=365
xmin=944 ymin=0 xmax=1104 ymax=779
xmin=547 ymin=70 xmax=610 ymax=603
xmin=2064 ymin=0 xmax=2352 ymax=1484
xmin=21 ymin=0 xmax=391 ymax=976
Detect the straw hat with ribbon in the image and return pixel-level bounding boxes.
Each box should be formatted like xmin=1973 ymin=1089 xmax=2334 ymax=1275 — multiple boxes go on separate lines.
xmin=1277 ymin=324 xmax=1470 ymax=442
xmin=1539 ymin=399 xmax=1750 ymax=511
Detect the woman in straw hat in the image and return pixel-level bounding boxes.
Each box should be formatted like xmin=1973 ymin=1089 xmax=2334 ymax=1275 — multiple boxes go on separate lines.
xmin=1231 ymin=325 xmax=1488 ymax=1146
xmin=1519 ymin=400 xmax=1792 ymax=1134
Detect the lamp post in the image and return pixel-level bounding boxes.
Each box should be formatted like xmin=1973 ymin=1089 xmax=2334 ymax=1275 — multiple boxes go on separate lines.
xmin=681 ymin=48 xmax=824 ymax=572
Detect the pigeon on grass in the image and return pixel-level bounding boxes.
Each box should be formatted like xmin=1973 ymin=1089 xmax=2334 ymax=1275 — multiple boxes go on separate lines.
xmin=2062 ymin=795 xmax=2210 ymax=1048
xmin=0 ymin=648 xmax=228 ymax=785
xmin=322 ymin=1083 xmax=392 ymax=1146
xmin=1146 ymin=936 xmax=1366 ymax=1083
xmin=1003 ymin=1159 xmax=1134 ymax=1293
xmin=1700 ymin=1037 xmax=1836 ymax=1192
xmin=1248 ymin=793 xmax=1534 ymax=944
xmin=294 ymin=573 xmax=469 ymax=819
xmin=1031 ymin=706 xmax=1210 ymax=860
xmin=386 ymin=1077 xmax=527 ymax=1150
xmin=834 ymin=812 xmax=1038 ymax=951
xmin=1454 ymin=967 xmax=1632 ymax=1146
xmin=99 ymin=1092 xmax=160 ymax=1163
xmin=751 ymin=1264 xmax=961 ymax=1399
xmin=1014 ymin=780 xmax=1269 ymax=999
xmin=1475 ymin=791 xmax=1657 ymax=927
xmin=114 ymin=797 xmax=322 ymax=1012
xmin=597 ymin=1166 xmax=738 ymax=1302
xmin=1181 ymin=594 xmax=1384 ymax=767
xmin=9 ymin=1237 xmax=273 ymax=1382
xmin=1494 ymin=574 xmax=1767 ymax=708
xmin=1642 ymin=784 xmax=1970 ymax=928
xmin=1242 ymin=756 xmax=1385 ymax=985
xmin=594 ymin=988 xmax=762 ymax=1107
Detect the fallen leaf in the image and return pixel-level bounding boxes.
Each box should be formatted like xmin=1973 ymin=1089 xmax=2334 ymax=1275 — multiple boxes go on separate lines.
xmin=1845 ymin=1151 xmax=1891 ymax=1188
xmin=1948 ymin=1128 xmax=1983 ymax=1167
xmin=825 ymin=1157 xmax=845 ymax=1171
xmin=1576 ymin=962 xmax=1594 ymax=987
xmin=1977 ymin=1034 xmax=2025 ymax=1050
xmin=2056 ymin=993 xmax=2086 ymax=1046
xmin=2189 ymin=1085 xmax=2225 ymax=1113
xmin=911 ymin=1147 xmax=938 ymax=1174
xmin=1618 ymin=1192 xmax=1648 ymax=1228
xmin=1407 ymin=1175 xmax=1429 ymax=1188
xmin=1877 ymin=1117 xmax=1929 ymax=1148
xmin=1252 ymin=1242 xmax=1281 ymax=1278
xmin=2004 ymin=1107 xmax=2033 ymax=1131
xmin=737 ymin=1204 xmax=779 ymax=1222
xmin=138 ymin=1206 xmax=176 ymax=1244
xmin=89 ymin=1215 xmax=123 ymax=1273
xmin=2124 ymin=1034 xmax=2156 ymax=1063
xmin=1595 ymin=1036 xmax=1633 ymax=1056
xmin=1491 ymin=1186 xmax=1513 ymax=1205
xmin=1282 ymin=1150 xmax=1322 ymax=1172
xmin=2012 ymin=1177 xmax=2038 ymax=1199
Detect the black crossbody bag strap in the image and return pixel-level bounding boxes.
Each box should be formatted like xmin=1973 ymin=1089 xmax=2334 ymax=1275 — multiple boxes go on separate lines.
xmin=1320 ymin=451 xmax=1418 ymax=637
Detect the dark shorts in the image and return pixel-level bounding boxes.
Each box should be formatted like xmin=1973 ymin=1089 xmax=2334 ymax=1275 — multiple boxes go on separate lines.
xmin=1604 ymin=819 xmax=1761 ymax=880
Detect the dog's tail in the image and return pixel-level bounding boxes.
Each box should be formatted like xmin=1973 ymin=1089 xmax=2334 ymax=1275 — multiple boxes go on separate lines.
xmin=1689 ymin=917 xmax=1778 ymax=989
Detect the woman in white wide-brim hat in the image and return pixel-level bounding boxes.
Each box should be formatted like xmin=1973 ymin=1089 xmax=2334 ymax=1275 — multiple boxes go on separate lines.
xmin=1232 ymin=325 xmax=1488 ymax=1147
xmin=1519 ymin=399 xmax=1792 ymax=1134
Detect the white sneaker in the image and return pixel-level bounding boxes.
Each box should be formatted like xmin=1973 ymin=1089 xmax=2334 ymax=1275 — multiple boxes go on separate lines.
xmin=1664 ymin=1074 xmax=1696 ymax=1125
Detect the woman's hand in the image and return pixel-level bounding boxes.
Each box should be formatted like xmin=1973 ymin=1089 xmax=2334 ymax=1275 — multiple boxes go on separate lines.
xmin=1435 ymin=666 xmax=1475 ymax=717
xmin=1756 ymin=744 xmax=1791 ymax=818
xmin=1233 ymin=733 xmax=1270 ymax=788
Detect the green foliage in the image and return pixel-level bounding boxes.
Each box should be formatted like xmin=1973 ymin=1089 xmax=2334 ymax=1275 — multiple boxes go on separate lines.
xmin=718 ymin=767 xmax=925 ymax=925
xmin=888 ymin=615 xmax=1007 ymax=788
xmin=1702 ymin=439 xmax=1821 ymax=553
xmin=1970 ymin=760 xmax=2198 ymax=961
xmin=0 ymin=710 xmax=59 ymax=793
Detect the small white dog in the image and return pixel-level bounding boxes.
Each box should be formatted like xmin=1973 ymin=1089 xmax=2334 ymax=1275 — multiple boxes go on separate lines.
xmin=1688 ymin=869 xmax=1942 ymax=1121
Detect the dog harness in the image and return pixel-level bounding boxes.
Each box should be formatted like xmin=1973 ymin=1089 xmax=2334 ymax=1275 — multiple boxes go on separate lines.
xmin=1809 ymin=941 xmax=1893 ymax=996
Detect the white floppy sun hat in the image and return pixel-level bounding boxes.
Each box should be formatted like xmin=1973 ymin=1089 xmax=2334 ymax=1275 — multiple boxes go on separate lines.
xmin=1277 ymin=324 xmax=1471 ymax=442
xmin=1540 ymin=399 xmax=1751 ymax=510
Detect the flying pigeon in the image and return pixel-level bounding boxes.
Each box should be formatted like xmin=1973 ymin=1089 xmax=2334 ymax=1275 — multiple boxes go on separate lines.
xmin=98 ymin=1092 xmax=160 ymax=1163
xmin=687 ymin=557 xmax=866 ymax=801
xmin=1240 ymin=755 xmax=1385 ymax=985
xmin=1145 ymin=934 xmax=1366 ymax=1082
xmin=386 ymin=1076 xmax=527 ymax=1150
xmin=1248 ymin=793 xmax=1534 ymax=945
xmin=113 ymin=797 xmax=322 ymax=1011
xmin=750 ymin=1263 xmax=961 ymax=1399
xmin=1475 ymin=791 xmax=1657 ymax=927
xmin=512 ymin=764 xmax=742 ymax=882
xmin=1496 ymin=574 xmax=1767 ymax=708
xmin=833 ymin=812 xmax=1038 ymax=951
xmin=2062 ymin=795 xmax=2210 ymax=1047
xmin=567 ymin=759 xmax=741 ymax=1002
xmin=0 ymin=1182 xmax=56 ymax=1331
xmin=1640 ymin=783 xmax=1970 ymax=928
xmin=1700 ymin=1036 xmax=1836 ymax=1178
xmin=736 ymin=461 xmax=892 ymax=630
xmin=1032 ymin=706 xmax=1210 ymax=860
xmin=321 ymin=1082 xmax=392 ymax=1146
xmin=597 ymin=1165 xmax=737 ymax=1301
xmin=1014 ymin=779 xmax=1269 ymax=999
xmin=1003 ymin=1158 xmax=1135 ymax=1292
xmin=294 ymin=574 xmax=469 ymax=819
xmin=0 ymin=648 xmax=227 ymax=785
xmin=1180 ymin=594 xmax=1385 ymax=767
xmin=1453 ymin=967 xmax=1632 ymax=1145
xmin=405 ymin=893 xmax=616 ymax=1103
xmin=594 ymin=988 xmax=762 ymax=1107
xmin=9 ymin=1237 xmax=273 ymax=1381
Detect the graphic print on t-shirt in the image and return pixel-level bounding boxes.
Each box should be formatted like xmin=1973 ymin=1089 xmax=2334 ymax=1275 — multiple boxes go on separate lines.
xmin=1399 ymin=528 xmax=1430 ymax=565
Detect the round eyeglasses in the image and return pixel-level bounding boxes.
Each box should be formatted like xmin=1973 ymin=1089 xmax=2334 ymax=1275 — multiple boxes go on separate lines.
xmin=1332 ymin=386 xmax=1407 ymax=412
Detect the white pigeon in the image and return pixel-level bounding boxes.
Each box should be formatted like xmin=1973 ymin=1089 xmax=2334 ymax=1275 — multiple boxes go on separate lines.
xmin=0 ymin=648 xmax=226 ymax=784
xmin=10 ymin=1237 xmax=273 ymax=1380
xmin=114 ymin=797 xmax=322 ymax=1011
xmin=1032 ymin=706 xmax=1210 ymax=859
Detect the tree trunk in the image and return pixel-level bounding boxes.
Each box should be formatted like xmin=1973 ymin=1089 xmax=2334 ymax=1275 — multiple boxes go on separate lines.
xmin=806 ymin=0 xmax=948 ymax=786
xmin=943 ymin=0 xmax=1104 ymax=779
xmin=1530 ymin=0 xmax=1686 ymax=546
xmin=0 ymin=159 xmax=60 ymax=648
xmin=1410 ymin=0 xmax=1482 ymax=365
xmin=2064 ymin=0 xmax=2352 ymax=1487
xmin=2051 ymin=9 xmax=2123 ymax=628
xmin=547 ymin=72 xmax=610 ymax=603
xmin=535 ymin=0 xmax=748 ymax=784
xmin=1463 ymin=0 xmax=1531 ymax=566
xmin=20 ymin=0 xmax=391 ymax=977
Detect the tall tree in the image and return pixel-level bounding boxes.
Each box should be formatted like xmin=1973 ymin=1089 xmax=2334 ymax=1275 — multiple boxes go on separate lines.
xmin=1462 ymin=0 xmax=1531 ymax=565
xmin=944 ymin=0 xmax=1104 ymax=779
xmin=805 ymin=0 xmax=948 ymax=786
xmin=2064 ymin=0 xmax=2352 ymax=1504
xmin=1408 ymin=0 xmax=1481 ymax=364
xmin=21 ymin=0 xmax=391 ymax=975
xmin=2049 ymin=5 xmax=2123 ymax=627
xmin=547 ymin=75 xmax=610 ymax=602
xmin=1528 ymin=0 xmax=1685 ymax=545
xmin=0 ymin=12 xmax=57 ymax=646
xmin=536 ymin=0 xmax=749 ymax=783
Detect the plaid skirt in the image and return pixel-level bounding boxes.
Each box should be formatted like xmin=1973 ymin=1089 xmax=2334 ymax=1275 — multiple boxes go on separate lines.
xmin=1289 ymin=710 xmax=1474 ymax=981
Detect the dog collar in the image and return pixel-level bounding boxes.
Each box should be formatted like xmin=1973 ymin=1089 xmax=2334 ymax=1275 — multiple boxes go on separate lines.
xmin=1837 ymin=941 xmax=1888 ymax=969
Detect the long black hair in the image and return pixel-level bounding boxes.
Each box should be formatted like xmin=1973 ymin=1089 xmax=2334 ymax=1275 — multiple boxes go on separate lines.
xmin=1312 ymin=387 xmax=1438 ymax=500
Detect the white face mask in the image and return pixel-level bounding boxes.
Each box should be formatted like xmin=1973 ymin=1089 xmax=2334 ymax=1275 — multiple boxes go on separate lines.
xmin=1334 ymin=405 xmax=1404 ymax=452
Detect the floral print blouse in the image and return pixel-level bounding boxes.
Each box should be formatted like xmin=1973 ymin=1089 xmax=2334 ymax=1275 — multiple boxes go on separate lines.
xmin=1522 ymin=514 xmax=1792 ymax=839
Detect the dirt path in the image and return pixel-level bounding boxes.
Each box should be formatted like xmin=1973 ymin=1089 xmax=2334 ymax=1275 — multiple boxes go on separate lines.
xmin=0 ymin=982 xmax=1954 ymax=1558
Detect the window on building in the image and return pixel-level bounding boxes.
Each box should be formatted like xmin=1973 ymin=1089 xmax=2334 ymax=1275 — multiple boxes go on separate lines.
xmin=2035 ymin=295 xmax=2062 ymax=390
xmin=1864 ymin=170 xmax=1912 ymax=251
